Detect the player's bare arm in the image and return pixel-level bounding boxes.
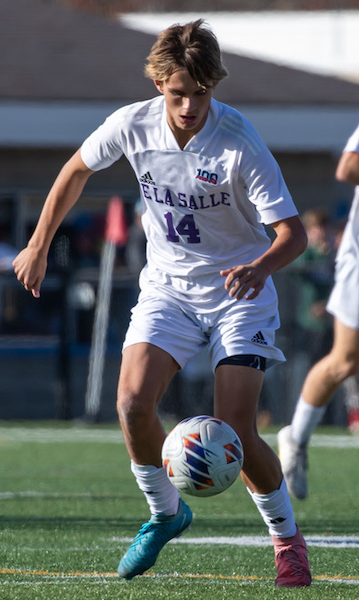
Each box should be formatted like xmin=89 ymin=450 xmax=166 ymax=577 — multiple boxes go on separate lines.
xmin=221 ymin=215 xmax=307 ymax=301
xmin=336 ymin=151 xmax=359 ymax=185
xmin=13 ymin=149 xmax=94 ymax=297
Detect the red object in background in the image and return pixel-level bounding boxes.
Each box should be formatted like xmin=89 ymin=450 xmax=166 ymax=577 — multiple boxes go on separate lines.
xmin=105 ymin=196 xmax=129 ymax=247
xmin=348 ymin=408 xmax=359 ymax=434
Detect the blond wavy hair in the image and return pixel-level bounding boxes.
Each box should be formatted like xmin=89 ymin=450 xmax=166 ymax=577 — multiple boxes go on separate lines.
xmin=144 ymin=19 xmax=228 ymax=87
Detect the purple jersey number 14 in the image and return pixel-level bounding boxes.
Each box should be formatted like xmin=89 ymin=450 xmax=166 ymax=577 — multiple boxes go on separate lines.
xmin=164 ymin=212 xmax=201 ymax=244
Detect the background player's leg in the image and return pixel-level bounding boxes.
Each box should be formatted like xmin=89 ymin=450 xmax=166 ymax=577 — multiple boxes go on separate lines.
xmin=278 ymin=318 xmax=359 ymax=501
xmin=300 ymin=319 xmax=359 ymax=408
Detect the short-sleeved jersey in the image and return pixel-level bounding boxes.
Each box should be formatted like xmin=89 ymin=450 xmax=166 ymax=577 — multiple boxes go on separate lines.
xmin=81 ymin=96 xmax=297 ymax=311
xmin=334 ymin=125 xmax=359 ymax=267
xmin=342 ymin=124 xmax=359 ymax=234
xmin=326 ymin=124 xmax=359 ymax=328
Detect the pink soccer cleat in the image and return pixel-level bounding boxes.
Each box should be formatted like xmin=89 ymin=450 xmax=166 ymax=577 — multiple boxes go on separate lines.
xmin=272 ymin=525 xmax=312 ymax=587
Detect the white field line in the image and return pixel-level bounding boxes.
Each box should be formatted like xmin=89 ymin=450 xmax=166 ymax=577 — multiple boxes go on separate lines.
xmin=1 ymin=427 xmax=359 ymax=447
xmin=1 ymin=534 xmax=359 ymax=551
xmin=111 ymin=535 xmax=359 ymax=549
xmin=0 ymin=427 xmax=125 ymax=444
xmin=3 ymin=535 xmax=359 ymax=550
xmin=0 ymin=491 xmax=113 ymax=499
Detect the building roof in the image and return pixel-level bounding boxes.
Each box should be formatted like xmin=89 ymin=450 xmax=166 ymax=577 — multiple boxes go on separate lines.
xmin=1 ymin=0 xmax=154 ymax=102
xmin=1 ymin=0 xmax=359 ymax=152
xmin=2 ymin=0 xmax=359 ymax=105
xmin=121 ymin=11 xmax=359 ymax=83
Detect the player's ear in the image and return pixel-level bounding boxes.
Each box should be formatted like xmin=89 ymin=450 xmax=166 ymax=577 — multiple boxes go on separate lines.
xmin=154 ymin=80 xmax=164 ymax=94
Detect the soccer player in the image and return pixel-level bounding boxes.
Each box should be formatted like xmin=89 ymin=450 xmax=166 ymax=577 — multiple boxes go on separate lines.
xmin=13 ymin=20 xmax=311 ymax=587
xmin=278 ymin=123 xmax=359 ymax=500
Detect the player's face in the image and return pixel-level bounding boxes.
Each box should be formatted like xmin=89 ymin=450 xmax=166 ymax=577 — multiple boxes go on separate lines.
xmin=154 ymin=69 xmax=214 ymax=148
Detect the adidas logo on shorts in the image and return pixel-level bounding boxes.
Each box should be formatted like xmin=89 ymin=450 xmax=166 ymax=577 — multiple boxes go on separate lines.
xmin=139 ymin=171 xmax=156 ymax=185
xmin=251 ymin=331 xmax=268 ymax=345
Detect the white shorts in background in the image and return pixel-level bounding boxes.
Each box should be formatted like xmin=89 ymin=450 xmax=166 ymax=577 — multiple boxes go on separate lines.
xmin=326 ymin=251 xmax=359 ymax=329
xmin=122 ymin=293 xmax=285 ymax=372
xmin=326 ymin=193 xmax=359 ymax=331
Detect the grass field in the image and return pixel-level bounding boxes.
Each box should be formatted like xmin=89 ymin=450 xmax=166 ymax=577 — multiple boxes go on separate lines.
xmin=1 ymin=421 xmax=359 ymax=599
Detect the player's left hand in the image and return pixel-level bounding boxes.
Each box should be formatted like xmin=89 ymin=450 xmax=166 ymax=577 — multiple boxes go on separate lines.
xmin=220 ymin=263 xmax=270 ymax=301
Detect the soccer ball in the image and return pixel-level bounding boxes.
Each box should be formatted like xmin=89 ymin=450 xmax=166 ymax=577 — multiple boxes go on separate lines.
xmin=161 ymin=415 xmax=243 ymax=497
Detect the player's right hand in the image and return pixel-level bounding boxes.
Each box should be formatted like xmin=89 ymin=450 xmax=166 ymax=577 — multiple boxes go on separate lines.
xmin=12 ymin=247 xmax=47 ymax=298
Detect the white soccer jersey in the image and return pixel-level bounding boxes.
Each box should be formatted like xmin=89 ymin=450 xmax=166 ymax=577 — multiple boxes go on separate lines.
xmin=81 ymin=96 xmax=297 ymax=312
xmin=327 ymin=124 xmax=359 ymax=328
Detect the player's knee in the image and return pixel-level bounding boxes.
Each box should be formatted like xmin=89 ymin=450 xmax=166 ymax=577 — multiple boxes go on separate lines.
xmin=330 ymin=354 xmax=359 ymax=383
xmin=117 ymin=389 xmax=149 ymax=430
xmin=343 ymin=358 xmax=359 ymax=379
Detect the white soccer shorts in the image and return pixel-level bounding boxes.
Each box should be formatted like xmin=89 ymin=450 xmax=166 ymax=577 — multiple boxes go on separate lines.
xmin=327 ymin=251 xmax=359 ymax=329
xmin=122 ymin=293 xmax=285 ymax=372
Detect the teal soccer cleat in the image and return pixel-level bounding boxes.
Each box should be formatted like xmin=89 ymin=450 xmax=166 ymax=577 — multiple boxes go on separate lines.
xmin=118 ymin=499 xmax=193 ymax=579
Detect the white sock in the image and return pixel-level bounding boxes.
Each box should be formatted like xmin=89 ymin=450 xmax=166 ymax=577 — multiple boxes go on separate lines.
xmin=291 ymin=396 xmax=326 ymax=446
xmin=131 ymin=461 xmax=181 ymax=516
xmin=247 ymin=478 xmax=297 ymax=538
